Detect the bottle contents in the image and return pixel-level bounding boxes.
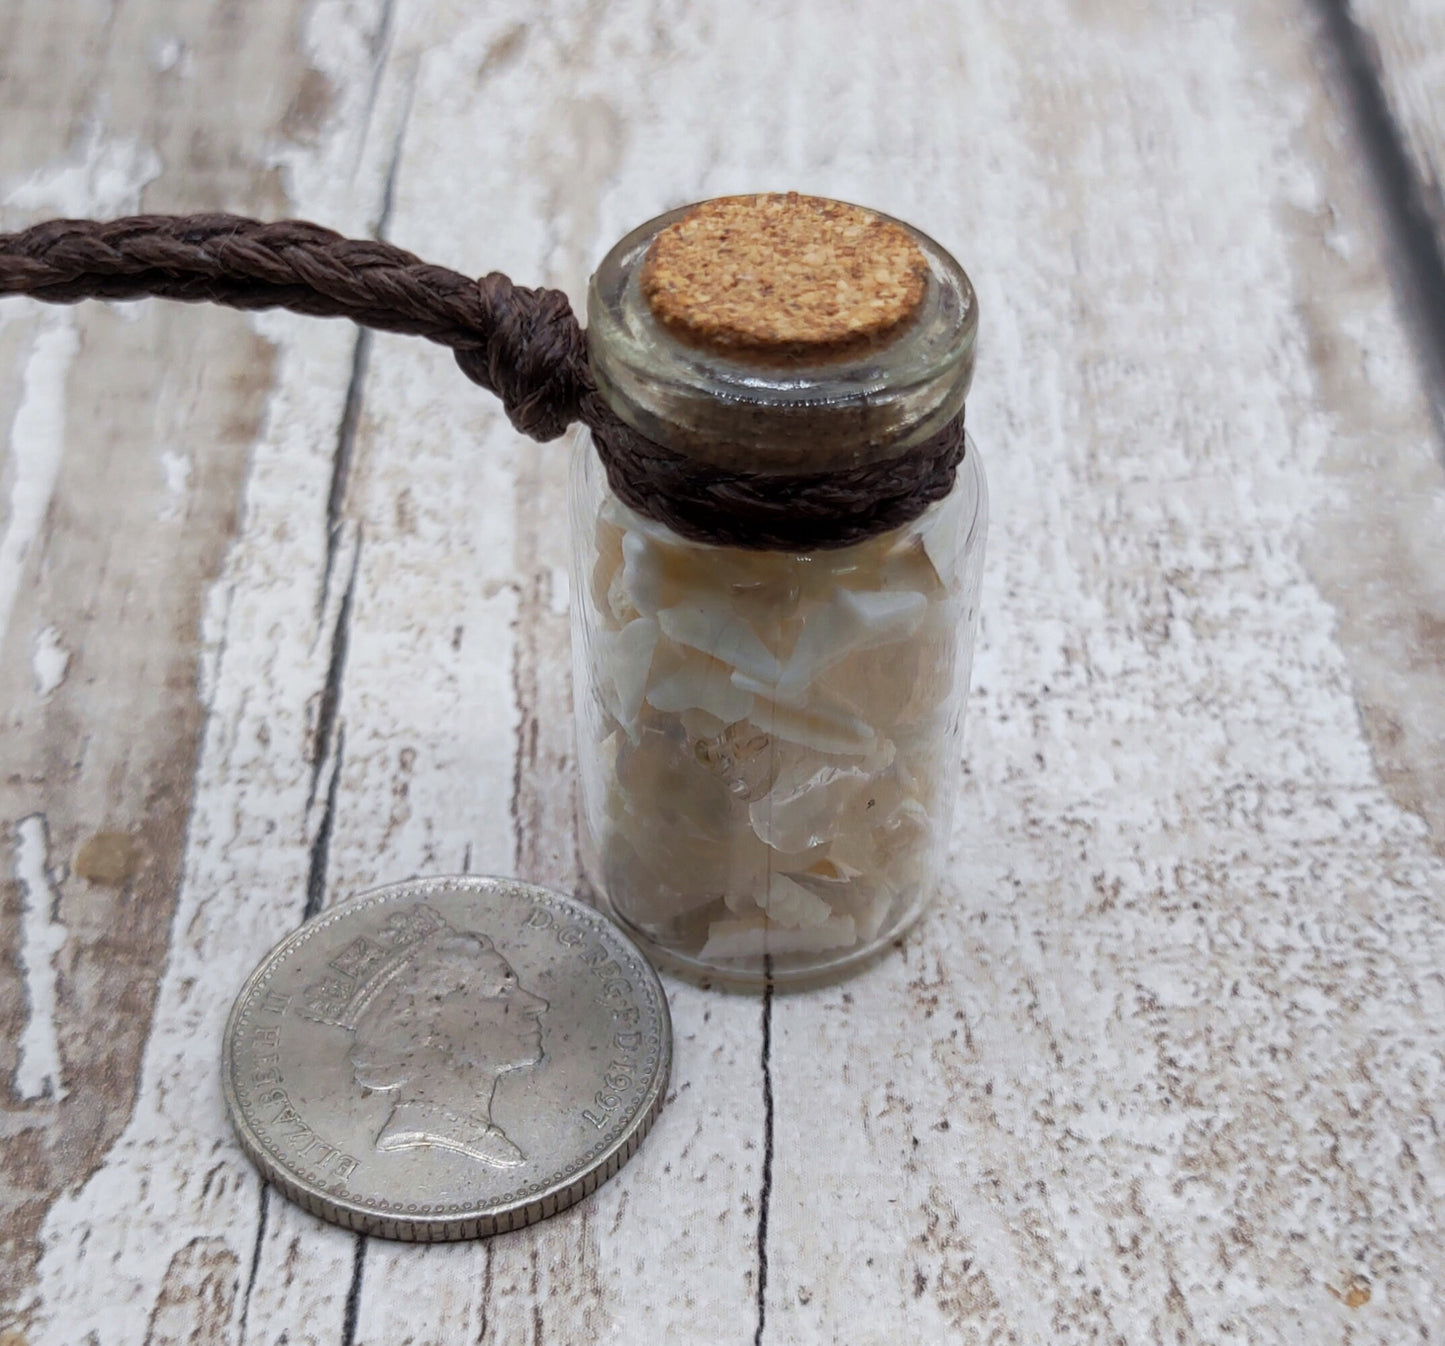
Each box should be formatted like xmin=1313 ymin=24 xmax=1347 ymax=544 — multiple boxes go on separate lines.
xmin=574 ymin=479 xmax=976 ymax=971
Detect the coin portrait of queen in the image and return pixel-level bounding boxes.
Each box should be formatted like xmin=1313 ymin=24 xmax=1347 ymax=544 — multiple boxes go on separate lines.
xmin=309 ymin=906 xmax=550 ymax=1169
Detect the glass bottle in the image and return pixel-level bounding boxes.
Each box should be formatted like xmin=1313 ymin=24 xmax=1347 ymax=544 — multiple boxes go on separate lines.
xmin=569 ymin=196 xmax=986 ymax=985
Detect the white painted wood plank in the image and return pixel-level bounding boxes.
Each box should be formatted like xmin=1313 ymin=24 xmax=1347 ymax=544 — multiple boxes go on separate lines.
xmin=341 ymin=2 xmax=1445 ymax=1340
xmin=5 ymin=0 xmax=428 ymax=1340
xmin=3 ymin=0 xmax=1445 ymax=1342
xmin=13 ymin=311 xmax=359 ymax=1344
xmin=0 ymin=0 xmax=375 ymax=1330
xmin=749 ymin=1 xmax=1445 ymax=1341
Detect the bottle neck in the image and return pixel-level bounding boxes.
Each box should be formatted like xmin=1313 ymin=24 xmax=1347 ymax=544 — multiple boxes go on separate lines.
xmin=586 ymin=201 xmax=977 ymax=476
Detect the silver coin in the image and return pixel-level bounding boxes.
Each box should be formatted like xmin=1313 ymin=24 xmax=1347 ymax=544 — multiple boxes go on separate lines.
xmin=222 ymin=876 xmax=671 ymax=1241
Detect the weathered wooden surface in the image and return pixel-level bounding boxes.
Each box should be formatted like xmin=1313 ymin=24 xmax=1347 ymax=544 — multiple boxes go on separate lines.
xmin=2 ymin=1 xmax=1444 ymax=1343
xmin=1317 ymin=0 xmax=1445 ymax=447
xmin=0 ymin=0 xmax=314 ymax=1319
xmin=1352 ymin=0 xmax=1445 ymax=248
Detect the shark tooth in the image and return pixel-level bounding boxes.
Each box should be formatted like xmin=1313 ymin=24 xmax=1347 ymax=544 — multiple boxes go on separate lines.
xmin=828 ymin=775 xmax=933 ymax=883
xmin=609 ymin=724 xmax=773 ymax=901
xmin=730 ymin=677 xmax=878 ymax=756
xmin=602 ymin=831 xmax=729 ymax=923
xmin=879 ymin=533 xmax=946 ymax=597
xmin=723 ymin=871 xmax=833 ymax=928
xmin=813 ymin=605 xmax=957 ymax=731
xmin=645 ymin=640 xmax=755 ymax=723
xmin=658 ymin=600 xmax=782 ymax=682
xmin=591 ymin=515 xmax=628 ymax=624
xmin=758 ymin=873 xmax=833 ymax=928
xmin=621 ymin=529 xmax=667 ymax=616
xmin=917 ymin=495 xmax=964 ymax=587
xmin=776 ymin=587 xmax=928 ymax=698
xmin=602 ymin=616 xmax=658 ymax=733
xmin=822 ymin=877 xmax=897 ymax=942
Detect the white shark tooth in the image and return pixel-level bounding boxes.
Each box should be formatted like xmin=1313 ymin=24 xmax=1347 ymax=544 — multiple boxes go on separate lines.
xmin=600 ymin=491 xmax=636 ymax=532
xmin=658 ymin=600 xmax=782 ymax=682
xmin=757 ymin=873 xmax=833 ymax=928
xmin=606 ymin=565 xmax=639 ymax=627
xmin=591 ymin=516 xmax=628 ymax=622
xmin=828 ymin=778 xmax=933 ymax=880
xmin=917 ymin=496 xmax=963 ymax=586
xmin=819 ymin=876 xmax=896 ymax=942
xmin=722 ymin=871 xmax=833 ymax=926
xmin=621 ymin=521 xmax=747 ymax=616
xmin=731 ymin=678 xmax=878 ymax=756
xmin=777 ymin=587 xmax=928 ymax=696
xmin=645 ymin=642 xmax=755 ymax=723
xmin=879 ymin=534 xmax=945 ymax=596
xmin=621 ymin=529 xmax=666 ymax=616
xmin=607 ymin=616 xmax=658 ymax=731
xmin=602 ymin=830 xmax=736 ymax=922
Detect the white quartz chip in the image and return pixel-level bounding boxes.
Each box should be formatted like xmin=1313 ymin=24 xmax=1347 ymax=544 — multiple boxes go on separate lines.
xmin=699 ymin=913 xmax=859 ymax=961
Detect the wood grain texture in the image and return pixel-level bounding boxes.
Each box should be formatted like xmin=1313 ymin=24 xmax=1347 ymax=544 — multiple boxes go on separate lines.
xmin=0 ymin=0 xmax=322 ymax=1318
xmin=1351 ymin=0 xmax=1445 ymax=247
xmin=1 ymin=0 xmax=1443 ymax=1343
xmin=1309 ymin=0 xmax=1445 ymax=440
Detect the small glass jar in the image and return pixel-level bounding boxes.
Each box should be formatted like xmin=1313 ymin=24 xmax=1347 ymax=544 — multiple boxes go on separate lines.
xmin=569 ymin=198 xmax=986 ymax=985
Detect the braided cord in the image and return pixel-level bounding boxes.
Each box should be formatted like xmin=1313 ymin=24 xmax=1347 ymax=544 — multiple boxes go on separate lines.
xmin=0 ymin=214 xmax=589 ymax=441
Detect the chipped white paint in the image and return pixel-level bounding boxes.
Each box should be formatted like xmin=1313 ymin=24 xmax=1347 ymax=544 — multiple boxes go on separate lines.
xmin=2 ymin=124 xmax=160 ymax=219
xmin=1 ymin=123 xmax=162 ymax=646
xmin=151 ymin=36 xmax=184 ymax=75
xmin=156 ymin=448 xmax=191 ymax=522
xmin=12 ymin=815 xmax=68 ymax=1102
xmin=5 ymin=0 xmax=1445 ymax=1343
xmin=548 ymin=563 xmax=570 ymax=617
xmin=0 ymin=316 xmax=77 ymax=650
xmin=30 ymin=623 xmax=68 ymax=697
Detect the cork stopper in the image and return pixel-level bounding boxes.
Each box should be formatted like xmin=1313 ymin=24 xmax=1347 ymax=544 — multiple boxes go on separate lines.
xmin=640 ymin=193 xmax=929 ymax=356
